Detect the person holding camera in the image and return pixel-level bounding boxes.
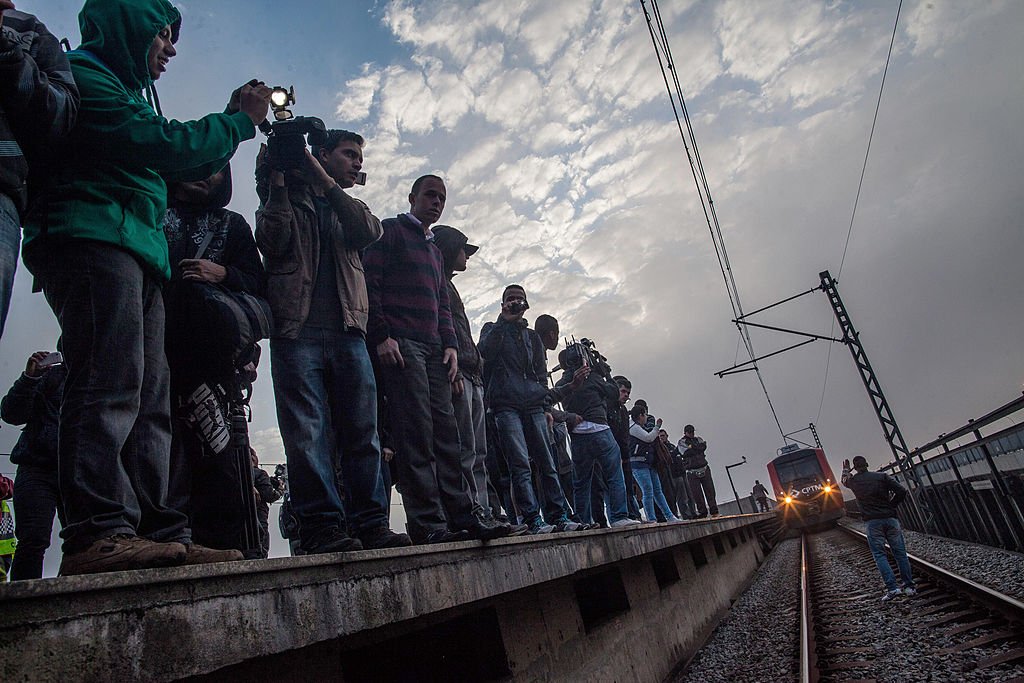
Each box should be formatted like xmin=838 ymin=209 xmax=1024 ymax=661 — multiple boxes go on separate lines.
xmin=1 ymin=350 xmax=65 ymax=580
xmin=555 ymin=349 xmax=639 ymax=529
xmin=364 ymin=176 xmax=509 ymax=544
xmin=162 ymin=162 xmax=267 ymax=558
xmin=842 ymin=455 xmax=916 ymax=601
xmin=256 ymin=130 xmax=410 ymax=554
xmin=21 ymin=0 xmax=271 ymax=575
xmin=479 ymin=285 xmax=585 ymax=535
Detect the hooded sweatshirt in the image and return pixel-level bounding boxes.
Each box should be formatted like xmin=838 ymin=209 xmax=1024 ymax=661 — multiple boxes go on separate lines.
xmin=431 ymin=225 xmax=483 ymax=385
xmin=23 ymin=0 xmax=256 ymax=280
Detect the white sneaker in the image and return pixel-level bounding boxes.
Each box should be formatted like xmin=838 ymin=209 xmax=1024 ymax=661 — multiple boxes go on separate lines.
xmin=903 ymin=586 xmax=917 ymax=597
xmin=880 ymin=588 xmax=903 ymax=602
xmin=610 ymin=519 xmax=641 ymax=528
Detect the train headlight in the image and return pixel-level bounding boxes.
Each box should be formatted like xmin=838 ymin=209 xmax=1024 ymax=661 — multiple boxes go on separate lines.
xmin=784 ymin=496 xmax=793 ymax=504
xmin=823 ymin=484 xmax=833 ymax=494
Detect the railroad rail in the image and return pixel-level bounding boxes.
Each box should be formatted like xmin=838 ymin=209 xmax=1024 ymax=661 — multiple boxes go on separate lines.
xmin=800 ymin=526 xmax=1024 ymax=682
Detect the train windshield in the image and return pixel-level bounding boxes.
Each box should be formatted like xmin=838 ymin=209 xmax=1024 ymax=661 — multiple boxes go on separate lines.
xmin=774 ymin=454 xmax=823 ymax=485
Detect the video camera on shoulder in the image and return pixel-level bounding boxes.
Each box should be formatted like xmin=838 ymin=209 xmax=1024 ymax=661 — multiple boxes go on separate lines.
xmin=562 ymin=336 xmax=613 ymax=379
xmin=260 ymin=86 xmax=329 ymax=172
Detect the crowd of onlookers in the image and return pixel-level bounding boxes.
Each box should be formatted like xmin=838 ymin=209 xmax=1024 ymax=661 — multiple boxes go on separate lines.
xmin=0 ymin=0 xmax=722 ymax=580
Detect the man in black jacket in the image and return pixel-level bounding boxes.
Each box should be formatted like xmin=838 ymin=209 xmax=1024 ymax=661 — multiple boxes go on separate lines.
xmin=432 ymin=226 xmax=506 ymax=532
xmin=842 ymin=455 xmax=916 ymax=601
xmin=1 ymin=350 xmax=65 ymax=580
xmin=0 ymin=5 xmax=79 ymax=339
xmin=479 ymin=285 xmax=582 ymax=534
xmin=680 ymin=425 xmax=719 ymax=517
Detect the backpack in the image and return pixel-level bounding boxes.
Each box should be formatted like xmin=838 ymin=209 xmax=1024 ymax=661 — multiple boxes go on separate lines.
xmin=169 ymin=279 xmax=272 ymax=370
xmin=164 ymin=228 xmax=273 ymax=381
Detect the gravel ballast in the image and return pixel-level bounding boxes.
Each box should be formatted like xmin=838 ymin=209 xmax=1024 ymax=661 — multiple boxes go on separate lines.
xmin=675 ymin=537 xmax=800 ymax=683
xmin=807 ymin=528 xmax=1022 ymax=682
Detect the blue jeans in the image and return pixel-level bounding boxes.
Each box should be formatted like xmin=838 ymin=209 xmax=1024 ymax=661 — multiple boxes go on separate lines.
xmin=621 ymin=456 xmax=642 ymax=519
xmin=494 ymin=408 xmax=567 ymax=526
xmin=865 ymin=518 xmax=915 ymax=591
xmin=0 ymin=193 xmax=18 ymax=339
xmin=271 ymin=329 xmax=390 ymax=542
xmin=633 ymin=465 xmax=675 ymax=521
xmin=569 ymin=429 xmax=629 ymax=524
xmin=27 ymin=241 xmax=189 ymax=552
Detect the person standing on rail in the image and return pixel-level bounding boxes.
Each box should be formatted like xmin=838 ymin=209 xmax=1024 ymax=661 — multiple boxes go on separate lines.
xmin=842 ymin=455 xmax=917 ymax=601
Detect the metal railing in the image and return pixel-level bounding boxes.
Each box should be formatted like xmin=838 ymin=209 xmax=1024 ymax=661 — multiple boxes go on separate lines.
xmin=881 ymin=393 xmax=1024 ymax=552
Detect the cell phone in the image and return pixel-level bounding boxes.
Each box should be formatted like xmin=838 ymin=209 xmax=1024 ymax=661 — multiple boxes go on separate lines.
xmin=38 ymin=351 xmax=63 ymax=368
xmin=354 ymin=171 xmax=367 ymax=186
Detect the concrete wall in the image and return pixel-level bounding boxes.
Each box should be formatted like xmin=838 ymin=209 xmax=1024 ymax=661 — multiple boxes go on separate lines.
xmin=0 ymin=513 xmax=773 ymax=682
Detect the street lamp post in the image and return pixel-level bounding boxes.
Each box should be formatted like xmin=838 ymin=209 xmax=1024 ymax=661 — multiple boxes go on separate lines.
xmin=725 ymin=456 xmax=748 ymax=514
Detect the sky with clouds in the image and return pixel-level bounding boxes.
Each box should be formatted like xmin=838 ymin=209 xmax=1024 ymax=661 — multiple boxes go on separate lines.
xmin=5 ymin=1 xmax=1023 ymax=566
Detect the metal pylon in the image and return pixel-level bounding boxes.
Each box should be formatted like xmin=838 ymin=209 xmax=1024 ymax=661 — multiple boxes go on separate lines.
xmin=819 ymin=270 xmax=931 ymax=531
xmin=808 ymin=423 xmax=822 ymax=449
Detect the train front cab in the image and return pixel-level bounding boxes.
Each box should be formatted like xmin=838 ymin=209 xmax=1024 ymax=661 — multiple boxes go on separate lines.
xmin=767 ymin=446 xmax=845 ymax=530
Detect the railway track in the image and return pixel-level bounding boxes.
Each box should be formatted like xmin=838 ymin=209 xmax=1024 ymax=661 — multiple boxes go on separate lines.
xmin=800 ymin=526 xmax=1024 ymax=682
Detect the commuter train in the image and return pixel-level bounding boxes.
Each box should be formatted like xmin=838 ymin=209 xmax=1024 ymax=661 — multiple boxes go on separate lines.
xmin=767 ymin=444 xmax=845 ymax=530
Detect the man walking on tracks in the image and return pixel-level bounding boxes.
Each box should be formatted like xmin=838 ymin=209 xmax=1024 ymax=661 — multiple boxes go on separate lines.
xmin=842 ymin=455 xmax=917 ymax=601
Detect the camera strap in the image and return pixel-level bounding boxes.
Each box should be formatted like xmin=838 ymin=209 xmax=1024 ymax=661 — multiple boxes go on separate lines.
xmin=194 ymin=228 xmax=217 ymax=260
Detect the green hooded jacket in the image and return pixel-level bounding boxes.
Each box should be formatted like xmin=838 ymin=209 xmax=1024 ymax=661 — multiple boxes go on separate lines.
xmin=23 ymin=0 xmax=256 ymax=280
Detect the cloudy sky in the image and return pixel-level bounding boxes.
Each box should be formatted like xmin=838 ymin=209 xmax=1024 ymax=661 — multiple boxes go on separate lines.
xmin=5 ymin=1 xmax=1023 ymax=565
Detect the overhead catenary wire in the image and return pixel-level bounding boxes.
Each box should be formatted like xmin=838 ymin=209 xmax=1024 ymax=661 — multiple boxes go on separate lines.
xmin=815 ymin=0 xmax=904 ymax=424
xmin=640 ymin=0 xmax=787 ymax=440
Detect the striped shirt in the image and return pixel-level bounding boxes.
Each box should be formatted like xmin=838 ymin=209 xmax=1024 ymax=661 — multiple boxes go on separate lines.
xmin=363 ymin=213 xmax=458 ymax=349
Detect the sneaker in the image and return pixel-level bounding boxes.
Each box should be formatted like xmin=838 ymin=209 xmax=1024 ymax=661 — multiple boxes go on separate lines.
xmin=507 ymin=523 xmax=530 ymax=536
xmin=359 ymin=526 xmax=413 ymax=550
xmin=902 ymin=586 xmax=917 ymax=597
xmin=666 ymin=516 xmax=683 ymax=523
xmin=421 ymin=529 xmax=472 ymax=544
xmin=880 ymin=588 xmax=903 ymax=602
xmin=302 ymin=527 xmax=363 ymax=554
xmin=184 ymin=543 xmax=244 ymax=565
xmin=59 ymin=534 xmax=187 ymax=576
xmin=610 ymin=518 xmax=641 ymax=528
xmin=465 ymin=516 xmax=512 ymax=541
xmin=555 ymin=519 xmax=584 ymax=532
xmin=527 ymin=520 xmax=556 ymax=535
